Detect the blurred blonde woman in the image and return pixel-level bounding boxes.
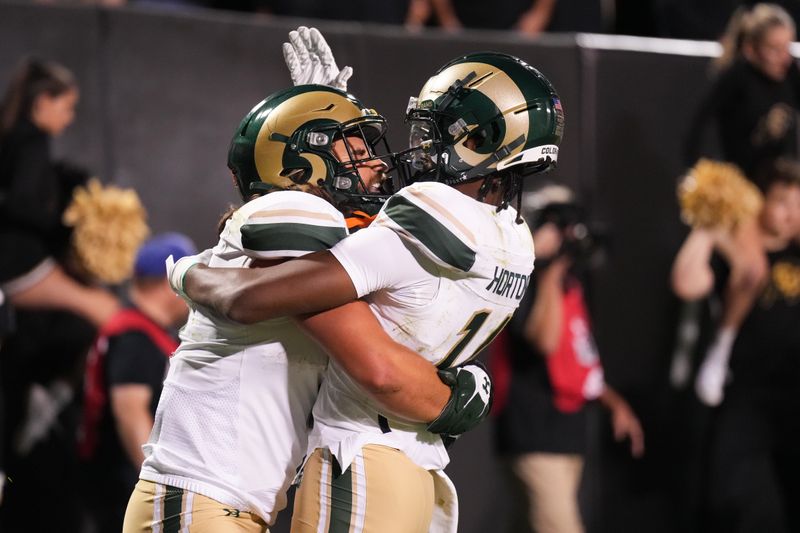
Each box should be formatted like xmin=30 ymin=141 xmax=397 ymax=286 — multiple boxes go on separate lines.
xmin=686 ymin=3 xmax=799 ymax=177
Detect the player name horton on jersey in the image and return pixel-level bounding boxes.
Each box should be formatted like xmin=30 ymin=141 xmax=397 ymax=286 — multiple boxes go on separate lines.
xmin=485 ymin=266 xmax=529 ymax=300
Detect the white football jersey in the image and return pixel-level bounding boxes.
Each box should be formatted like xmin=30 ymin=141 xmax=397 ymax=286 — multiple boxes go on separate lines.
xmin=140 ymin=191 xmax=347 ymax=525
xmin=308 ymin=181 xmax=535 ymax=472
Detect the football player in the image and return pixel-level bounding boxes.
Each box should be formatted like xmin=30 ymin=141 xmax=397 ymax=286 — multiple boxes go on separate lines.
xmin=123 ymin=86 xmax=489 ymax=533
xmin=173 ymin=50 xmax=564 ymax=533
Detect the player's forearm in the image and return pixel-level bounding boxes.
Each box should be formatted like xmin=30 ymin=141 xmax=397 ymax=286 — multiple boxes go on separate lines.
xmin=185 ymin=251 xmax=358 ymax=323
xmin=183 ymin=264 xmax=253 ymax=317
xmin=362 ymin=347 xmax=450 ymax=422
xmin=300 ymin=301 xmax=449 ymax=422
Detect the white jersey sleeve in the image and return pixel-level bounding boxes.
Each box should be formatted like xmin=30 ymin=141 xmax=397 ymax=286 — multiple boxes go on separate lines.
xmin=214 ymin=191 xmax=348 ymax=263
xmin=371 ymin=182 xmax=480 ymax=274
xmin=329 ymin=226 xmax=431 ymax=298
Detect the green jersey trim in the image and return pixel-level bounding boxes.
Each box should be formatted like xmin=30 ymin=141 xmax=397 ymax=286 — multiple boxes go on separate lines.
xmin=241 ymin=222 xmax=347 ymax=253
xmin=383 ymin=195 xmax=476 ymax=271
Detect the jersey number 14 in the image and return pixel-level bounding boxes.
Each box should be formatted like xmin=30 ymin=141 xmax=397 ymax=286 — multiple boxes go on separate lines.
xmin=436 ymin=310 xmax=512 ymax=369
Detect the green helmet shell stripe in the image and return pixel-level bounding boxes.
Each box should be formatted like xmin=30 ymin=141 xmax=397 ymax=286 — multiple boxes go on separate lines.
xmin=230 ymin=85 xmax=337 ymax=187
xmin=383 ymin=195 xmax=476 ymax=271
xmin=439 ymin=53 xmax=563 ymax=150
xmin=474 ymin=53 xmax=562 ymax=147
xmin=241 ymin=222 xmax=347 ymax=253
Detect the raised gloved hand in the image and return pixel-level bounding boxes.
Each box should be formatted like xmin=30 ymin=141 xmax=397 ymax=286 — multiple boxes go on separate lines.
xmin=427 ymin=361 xmax=493 ymax=436
xmin=283 ymin=26 xmax=353 ymax=91
xmin=166 ymin=248 xmax=213 ymax=302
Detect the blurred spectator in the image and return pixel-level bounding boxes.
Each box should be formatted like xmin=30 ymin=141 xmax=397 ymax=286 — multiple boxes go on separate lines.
xmin=0 ymin=57 xmax=119 ymax=532
xmin=656 ymin=1 xmax=800 ymax=39
xmin=407 ymin=0 xmax=606 ymax=34
xmin=492 ymin=185 xmax=644 ymax=533
xmin=685 ymin=3 xmax=800 ymax=179
xmin=78 ymin=232 xmax=194 ymax=533
xmin=681 ymin=5 xmax=798 ymax=401
xmin=0 ymin=304 xmax=95 ymax=533
xmin=0 ymin=57 xmax=119 ymax=326
xmin=671 ymin=158 xmax=800 ymax=533
xmin=673 ymin=159 xmax=769 ymax=406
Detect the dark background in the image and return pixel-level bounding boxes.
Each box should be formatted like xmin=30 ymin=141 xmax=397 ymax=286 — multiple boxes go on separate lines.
xmin=0 ymin=2 xmax=724 ymax=531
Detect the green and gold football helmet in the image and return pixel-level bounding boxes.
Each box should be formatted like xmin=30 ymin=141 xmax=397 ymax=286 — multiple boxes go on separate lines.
xmin=228 ymin=84 xmax=394 ymax=213
xmin=396 ymin=52 xmax=564 ymax=203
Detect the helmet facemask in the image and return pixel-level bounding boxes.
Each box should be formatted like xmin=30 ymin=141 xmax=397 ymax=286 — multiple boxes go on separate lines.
xmin=323 ymin=116 xmax=401 ymax=215
xmin=272 ymin=114 xmax=398 ymax=216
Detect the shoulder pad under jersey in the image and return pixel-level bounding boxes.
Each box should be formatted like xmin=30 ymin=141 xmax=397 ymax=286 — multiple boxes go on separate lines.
xmin=373 ymin=182 xmax=479 ymax=273
xmin=238 ymin=191 xmax=348 ymax=259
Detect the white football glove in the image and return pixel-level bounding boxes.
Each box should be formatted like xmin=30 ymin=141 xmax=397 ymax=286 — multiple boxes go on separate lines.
xmin=283 ymin=26 xmax=353 ymax=91
xmin=166 ymin=248 xmax=213 ymax=303
xmin=695 ymin=328 xmax=736 ymax=406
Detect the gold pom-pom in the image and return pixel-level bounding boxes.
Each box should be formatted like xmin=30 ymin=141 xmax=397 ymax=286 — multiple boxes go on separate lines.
xmin=678 ymin=159 xmax=763 ymax=230
xmin=62 ymin=178 xmax=150 ymax=284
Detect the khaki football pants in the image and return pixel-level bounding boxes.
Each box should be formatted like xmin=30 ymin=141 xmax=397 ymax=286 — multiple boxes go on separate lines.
xmin=123 ymin=479 xmax=269 ymax=533
xmin=291 ymin=445 xmax=435 ymax=533
xmin=513 ymin=453 xmax=585 ymax=533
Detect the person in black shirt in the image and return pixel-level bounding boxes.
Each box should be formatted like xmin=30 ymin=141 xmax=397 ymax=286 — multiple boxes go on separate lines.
xmin=672 ymin=158 xmax=800 ymax=533
xmin=686 ymin=4 xmax=800 ymax=179
xmin=0 ymin=57 xmax=119 ymax=525
xmin=78 ymin=233 xmax=195 ymax=533
xmin=0 ymin=57 xmax=118 ymax=327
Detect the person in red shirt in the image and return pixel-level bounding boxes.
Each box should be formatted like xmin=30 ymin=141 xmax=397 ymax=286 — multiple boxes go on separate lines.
xmin=493 ymin=184 xmax=644 ymax=533
xmin=79 ymin=233 xmax=195 ymax=533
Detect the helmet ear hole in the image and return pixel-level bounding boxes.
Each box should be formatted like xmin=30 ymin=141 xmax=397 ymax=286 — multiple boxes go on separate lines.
xmin=489 ymin=121 xmax=501 ymax=144
xmin=462 ymin=121 xmax=501 ymax=152
xmin=463 ymin=131 xmax=485 ymax=150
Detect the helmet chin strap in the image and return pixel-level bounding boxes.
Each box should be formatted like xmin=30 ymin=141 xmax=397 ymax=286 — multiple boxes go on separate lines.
xmin=456 ymin=135 xmax=526 ymax=184
xmin=515 ymin=185 xmax=524 ymax=224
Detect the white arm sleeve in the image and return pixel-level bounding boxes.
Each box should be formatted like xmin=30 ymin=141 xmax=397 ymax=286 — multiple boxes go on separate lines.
xmin=330 ymin=226 xmax=429 ymax=298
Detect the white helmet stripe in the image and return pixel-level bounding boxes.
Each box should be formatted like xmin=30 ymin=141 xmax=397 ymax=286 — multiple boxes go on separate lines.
xmin=497 ymin=144 xmax=559 ymax=171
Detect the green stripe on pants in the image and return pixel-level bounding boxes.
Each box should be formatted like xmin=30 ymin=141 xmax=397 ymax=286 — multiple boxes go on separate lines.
xmin=329 ymin=458 xmax=353 ymax=533
xmin=163 ymin=485 xmax=184 ymax=533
